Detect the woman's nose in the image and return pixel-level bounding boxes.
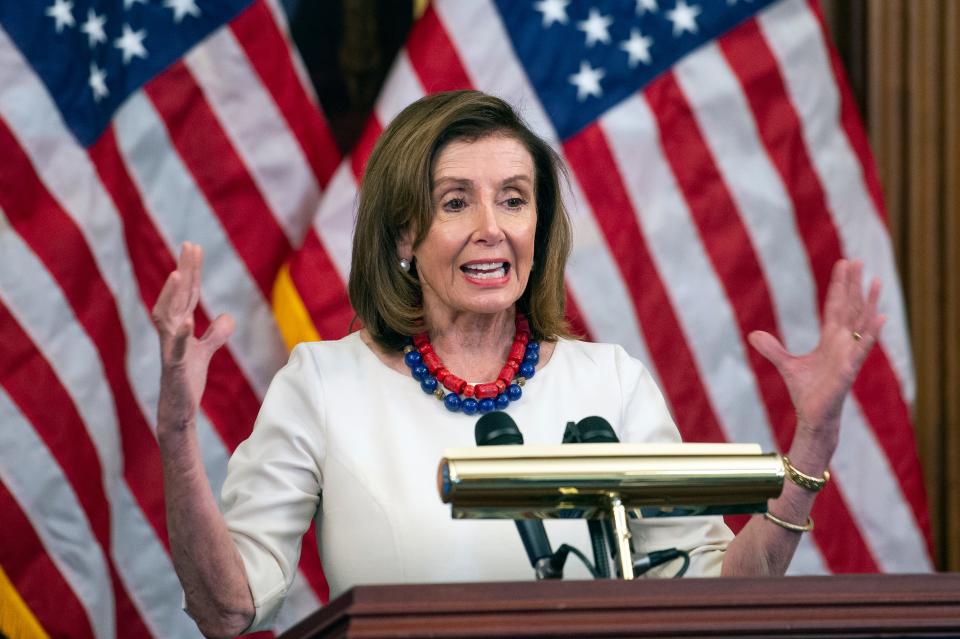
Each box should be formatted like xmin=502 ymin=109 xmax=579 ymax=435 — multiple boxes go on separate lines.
xmin=473 ymin=201 xmax=505 ymax=244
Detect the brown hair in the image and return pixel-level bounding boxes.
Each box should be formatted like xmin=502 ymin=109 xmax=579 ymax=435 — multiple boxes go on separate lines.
xmin=348 ymin=90 xmax=574 ymax=350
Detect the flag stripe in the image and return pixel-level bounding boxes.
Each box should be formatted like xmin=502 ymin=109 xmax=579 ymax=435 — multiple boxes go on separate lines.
xmin=144 ymin=61 xmax=292 ymax=299
xmin=600 ymin=93 xmax=776 ymax=450
xmin=0 ymin=302 xmax=156 ymax=636
xmin=405 ymin=5 xmax=473 ymax=93
xmin=563 ymin=123 xmax=727 ymax=444
xmin=806 ymin=0 xmax=887 ymax=226
xmin=644 ymin=71 xmax=798 ymax=446
xmin=0 ymin=480 xmax=95 ymax=639
xmin=184 ymin=27 xmax=319 ymax=246
xmin=230 ymin=0 xmax=340 ymax=189
xmin=287 ymin=231 xmax=356 ymax=339
xmin=0 ymin=116 xmax=169 ymax=549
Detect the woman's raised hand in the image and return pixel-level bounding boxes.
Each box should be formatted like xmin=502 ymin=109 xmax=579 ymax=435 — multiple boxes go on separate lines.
xmin=152 ymin=242 xmax=235 ymax=437
xmin=747 ymin=259 xmax=885 ymax=443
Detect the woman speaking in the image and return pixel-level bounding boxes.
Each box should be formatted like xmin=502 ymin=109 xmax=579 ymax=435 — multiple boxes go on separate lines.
xmin=151 ymin=90 xmax=884 ymax=638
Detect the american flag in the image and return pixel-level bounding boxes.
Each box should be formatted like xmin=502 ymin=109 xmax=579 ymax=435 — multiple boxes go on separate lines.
xmin=0 ymin=0 xmax=934 ymax=638
xmin=0 ymin=0 xmax=340 ymax=636
xmin=292 ymin=0 xmax=933 ymax=578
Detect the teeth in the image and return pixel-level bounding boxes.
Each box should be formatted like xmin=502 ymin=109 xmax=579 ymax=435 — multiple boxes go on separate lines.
xmin=464 ymin=262 xmax=505 ymax=271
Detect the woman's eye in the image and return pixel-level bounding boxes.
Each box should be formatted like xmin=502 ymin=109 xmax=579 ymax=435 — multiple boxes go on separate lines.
xmin=442 ymin=198 xmax=466 ymax=211
xmin=504 ymin=197 xmax=527 ymax=209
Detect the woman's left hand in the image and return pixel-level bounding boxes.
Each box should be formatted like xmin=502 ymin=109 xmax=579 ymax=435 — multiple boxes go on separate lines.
xmin=747 ymin=259 xmax=885 ymax=442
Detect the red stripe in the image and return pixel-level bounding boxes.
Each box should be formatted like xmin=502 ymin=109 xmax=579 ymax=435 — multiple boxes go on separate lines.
xmin=642 ymin=72 xmax=879 ymax=572
xmin=0 ymin=117 xmax=168 ymax=550
xmin=90 ymin=127 xmax=333 ymax=598
xmin=0 ymin=481 xmax=95 ymax=639
xmin=287 ymin=230 xmax=355 ymax=340
xmin=643 ymin=72 xmax=797 ymax=442
xmin=89 ymin=127 xmax=262 ymax=453
xmin=145 ymin=61 xmax=292 ymax=300
xmin=719 ymin=19 xmax=933 ymax=555
xmin=230 ymin=0 xmax=341 ymax=189
xmin=0 ymin=304 xmax=156 ymax=636
xmin=350 ymin=118 xmax=383 ymax=183
xmin=563 ymin=123 xmax=727 ymax=445
xmin=405 ymin=5 xmax=473 ymax=93
xmin=806 ymin=0 xmax=889 ymax=225
xmin=299 ymin=520 xmax=330 ymax=604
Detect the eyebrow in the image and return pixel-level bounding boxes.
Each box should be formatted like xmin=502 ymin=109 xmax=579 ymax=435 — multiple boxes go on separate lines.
xmin=432 ymin=174 xmax=533 ymax=192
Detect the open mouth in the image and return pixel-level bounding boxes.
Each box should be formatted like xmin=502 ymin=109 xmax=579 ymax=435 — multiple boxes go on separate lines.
xmin=460 ymin=261 xmax=510 ymax=280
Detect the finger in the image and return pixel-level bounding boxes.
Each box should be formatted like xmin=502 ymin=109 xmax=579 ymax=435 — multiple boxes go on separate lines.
xmin=152 ymin=270 xmax=182 ymax=327
xmin=861 ymin=276 xmax=881 ymax=331
xmin=199 ymin=313 xmax=235 ymax=355
xmin=846 ymin=259 xmax=864 ymax=326
xmin=748 ymin=330 xmax=792 ymax=372
xmin=186 ymin=244 xmax=203 ymax=314
xmin=170 ymin=243 xmax=195 ymax=315
xmin=822 ymin=259 xmax=848 ymax=328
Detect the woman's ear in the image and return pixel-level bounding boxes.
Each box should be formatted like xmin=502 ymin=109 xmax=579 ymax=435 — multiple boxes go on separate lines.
xmin=396 ymin=228 xmax=414 ymax=263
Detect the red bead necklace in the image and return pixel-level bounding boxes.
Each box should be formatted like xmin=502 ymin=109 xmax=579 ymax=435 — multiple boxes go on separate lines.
xmin=412 ymin=313 xmax=530 ymax=400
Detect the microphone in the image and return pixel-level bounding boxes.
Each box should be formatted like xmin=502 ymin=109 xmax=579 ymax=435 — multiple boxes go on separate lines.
xmin=563 ymin=416 xmax=620 ymax=578
xmin=475 ymin=412 xmax=562 ymax=580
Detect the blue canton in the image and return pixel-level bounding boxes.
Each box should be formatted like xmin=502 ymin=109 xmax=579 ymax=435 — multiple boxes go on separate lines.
xmin=494 ymin=0 xmax=778 ymax=140
xmin=0 ymin=0 xmax=253 ymax=147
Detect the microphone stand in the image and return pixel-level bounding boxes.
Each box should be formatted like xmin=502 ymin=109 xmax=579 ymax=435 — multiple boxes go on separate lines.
xmin=607 ymin=493 xmax=635 ymax=579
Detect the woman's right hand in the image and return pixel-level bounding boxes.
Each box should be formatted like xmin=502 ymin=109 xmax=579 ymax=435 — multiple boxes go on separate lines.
xmin=152 ymin=242 xmax=235 ymax=439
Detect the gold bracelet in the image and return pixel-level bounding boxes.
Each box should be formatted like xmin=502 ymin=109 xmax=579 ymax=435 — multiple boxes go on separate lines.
xmin=764 ymin=511 xmax=814 ymax=533
xmin=782 ymin=456 xmax=830 ymax=492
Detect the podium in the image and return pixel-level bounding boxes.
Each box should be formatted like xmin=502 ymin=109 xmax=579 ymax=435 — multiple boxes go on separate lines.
xmin=278 ymin=574 xmax=960 ymax=638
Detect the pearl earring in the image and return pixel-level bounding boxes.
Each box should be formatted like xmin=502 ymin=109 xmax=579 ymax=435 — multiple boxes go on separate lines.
xmin=399 ymin=258 xmax=411 ymax=272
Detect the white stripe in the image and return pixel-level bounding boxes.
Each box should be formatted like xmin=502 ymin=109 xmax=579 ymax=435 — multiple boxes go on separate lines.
xmin=603 ymin=94 xmax=776 ymax=451
xmin=757 ymin=0 xmax=915 ymax=404
xmin=113 ymin=91 xmax=287 ymax=397
xmin=185 ymin=28 xmax=320 ymax=247
xmin=833 ymin=399 xmax=933 ymax=571
xmin=375 ymin=52 xmax=426 ymax=125
xmin=0 ymin=209 xmax=211 ymax=637
xmin=0 ymin=390 xmax=114 ymax=639
xmin=434 ymin=0 xmax=653 ymax=366
xmin=786 ymin=533 xmax=829 ymax=575
xmin=311 ymin=163 xmax=358 ymax=282
xmin=675 ymin=44 xmax=820 ymax=356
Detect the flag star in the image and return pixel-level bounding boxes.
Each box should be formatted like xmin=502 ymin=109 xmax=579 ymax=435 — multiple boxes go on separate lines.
xmin=89 ymin=63 xmax=109 ymax=101
xmin=165 ymin=0 xmax=202 ymax=23
xmin=81 ymin=8 xmax=107 ymax=48
xmin=577 ymin=8 xmax=613 ymax=47
xmin=666 ymin=0 xmax=701 ymax=36
xmin=124 ymin=0 xmax=147 ymax=8
xmin=114 ymin=24 xmax=148 ymax=64
xmin=569 ymin=60 xmax=605 ymax=101
xmin=636 ymin=0 xmax=658 ymax=14
xmin=534 ymin=0 xmax=569 ymax=27
xmin=620 ymin=29 xmax=653 ymax=66
xmin=45 ymin=0 xmax=75 ymax=33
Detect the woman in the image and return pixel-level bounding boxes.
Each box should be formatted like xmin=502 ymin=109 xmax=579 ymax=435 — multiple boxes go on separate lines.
xmin=152 ymin=91 xmax=884 ymax=638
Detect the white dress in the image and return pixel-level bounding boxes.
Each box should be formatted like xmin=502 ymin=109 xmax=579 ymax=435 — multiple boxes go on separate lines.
xmin=221 ymin=332 xmax=733 ymax=630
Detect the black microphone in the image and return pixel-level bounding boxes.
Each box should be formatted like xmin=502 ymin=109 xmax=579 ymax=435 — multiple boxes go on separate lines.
xmin=563 ymin=416 xmax=621 ymax=578
xmin=475 ymin=411 xmax=562 ymax=580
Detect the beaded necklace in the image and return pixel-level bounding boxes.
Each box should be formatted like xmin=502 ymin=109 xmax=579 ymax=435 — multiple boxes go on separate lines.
xmin=403 ymin=312 xmax=540 ymax=414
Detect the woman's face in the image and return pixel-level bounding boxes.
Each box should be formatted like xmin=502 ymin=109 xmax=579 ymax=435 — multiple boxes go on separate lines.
xmin=406 ymin=134 xmax=538 ymax=321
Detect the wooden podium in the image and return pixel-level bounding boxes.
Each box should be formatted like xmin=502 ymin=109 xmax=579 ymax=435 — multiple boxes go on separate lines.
xmin=278 ymin=574 xmax=960 ymax=638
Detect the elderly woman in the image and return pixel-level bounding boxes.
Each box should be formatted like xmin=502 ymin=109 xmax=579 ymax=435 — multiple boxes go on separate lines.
xmin=152 ymin=90 xmax=883 ymax=638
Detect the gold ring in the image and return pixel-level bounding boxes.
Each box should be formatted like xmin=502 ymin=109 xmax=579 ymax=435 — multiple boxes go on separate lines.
xmin=852 ymin=331 xmax=862 ymax=342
